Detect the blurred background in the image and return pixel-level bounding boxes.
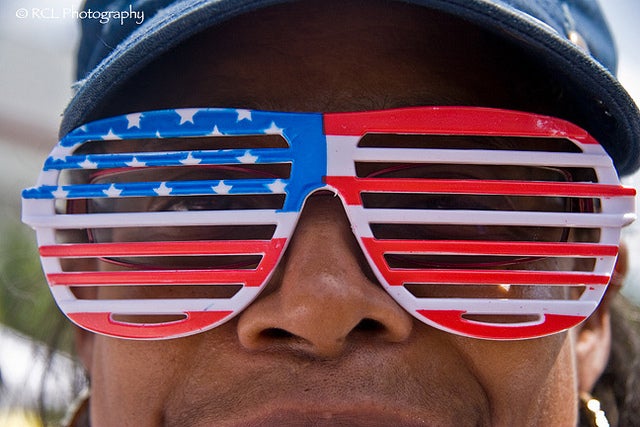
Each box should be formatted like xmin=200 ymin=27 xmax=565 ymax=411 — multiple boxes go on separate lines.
xmin=1 ymin=3 xmax=87 ymax=424
xmin=0 ymin=0 xmax=639 ymax=424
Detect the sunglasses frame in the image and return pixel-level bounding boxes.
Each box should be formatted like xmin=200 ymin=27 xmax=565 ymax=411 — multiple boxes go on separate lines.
xmin=22 ymin=107 xmax=636 ymax=340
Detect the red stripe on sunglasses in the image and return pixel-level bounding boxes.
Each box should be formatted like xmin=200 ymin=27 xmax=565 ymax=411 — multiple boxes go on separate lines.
xmin=325 ymin=177 xmax=635 ymax=205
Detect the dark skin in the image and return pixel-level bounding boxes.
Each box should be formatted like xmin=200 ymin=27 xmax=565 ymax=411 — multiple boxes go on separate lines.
xmin=74 ymin=1 xmax=625 ymax=425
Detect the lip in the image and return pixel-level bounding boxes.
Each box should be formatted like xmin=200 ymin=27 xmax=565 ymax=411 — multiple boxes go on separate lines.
xmin=170 ymin=378 xmax=484 ymax=427
xmin=237 ymin=409 xmax=429 ymax=426
xmin=204 ymin=405 xmax=449 ymax=427
xmin=167 ymin=366 xmax=485 ymax=427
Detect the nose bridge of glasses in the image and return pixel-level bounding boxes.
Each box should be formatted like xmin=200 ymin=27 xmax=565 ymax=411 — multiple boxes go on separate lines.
xmin=287 ymin=186 xmax=359 ymax=251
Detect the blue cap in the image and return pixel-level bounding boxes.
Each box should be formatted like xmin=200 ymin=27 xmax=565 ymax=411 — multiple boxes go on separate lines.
xmin=65 ymin=0 xmax=640 ymax=175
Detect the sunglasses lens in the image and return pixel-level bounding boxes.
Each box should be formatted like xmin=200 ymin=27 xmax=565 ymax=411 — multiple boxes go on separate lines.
xmin=22 ymin=108 xmax=311 ymax=339
xmin=323 ymin=108 xmax=635 ymax=339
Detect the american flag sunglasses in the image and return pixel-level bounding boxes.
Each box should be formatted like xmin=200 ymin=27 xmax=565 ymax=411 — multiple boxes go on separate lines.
xmin=22 ymin=107 xmax=636 ymax=340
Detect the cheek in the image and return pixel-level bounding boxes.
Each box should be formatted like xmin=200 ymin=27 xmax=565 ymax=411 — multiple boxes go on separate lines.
xmin=88 ymin=328 xmax=244 ymax=425
xmin=454 ymin=332 xmax=577 ymax=423
xmin=89 ymin=337 xmax=184 ymax=425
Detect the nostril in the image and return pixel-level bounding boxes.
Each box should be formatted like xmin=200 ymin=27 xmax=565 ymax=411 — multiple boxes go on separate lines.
xmin=355 ymin=318 xmax=385 ymax=333
xmin=261 ymin=327 xmax=295 ymax=340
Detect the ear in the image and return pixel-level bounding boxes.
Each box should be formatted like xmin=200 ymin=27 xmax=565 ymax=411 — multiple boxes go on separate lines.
xmin=575 ymin=242 xmax=628 ymax=393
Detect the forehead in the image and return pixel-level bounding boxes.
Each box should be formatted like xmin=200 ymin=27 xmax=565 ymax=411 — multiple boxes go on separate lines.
xmin=90 ymin=0 xmax=557 ymax=118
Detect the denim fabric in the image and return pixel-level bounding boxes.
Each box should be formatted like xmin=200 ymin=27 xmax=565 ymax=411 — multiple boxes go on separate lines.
xmin=63 ymin=0 xmax=640 ymax=175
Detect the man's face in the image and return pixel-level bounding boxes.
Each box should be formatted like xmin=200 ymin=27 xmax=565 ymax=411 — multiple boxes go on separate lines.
xmin=78 ymin=1 xmax=584 ymax=425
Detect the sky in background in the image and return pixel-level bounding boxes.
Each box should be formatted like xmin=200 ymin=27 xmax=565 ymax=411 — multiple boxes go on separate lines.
xmin=602 ymin=1 xmax=640 ymax=101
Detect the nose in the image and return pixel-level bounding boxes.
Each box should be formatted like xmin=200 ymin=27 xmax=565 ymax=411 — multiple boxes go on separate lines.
xmin=237 ymin=193 xmax=413 ymax=358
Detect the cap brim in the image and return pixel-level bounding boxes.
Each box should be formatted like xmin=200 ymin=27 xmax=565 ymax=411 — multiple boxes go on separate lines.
xmin=62 ymin=0 xmax=640 ymax=175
